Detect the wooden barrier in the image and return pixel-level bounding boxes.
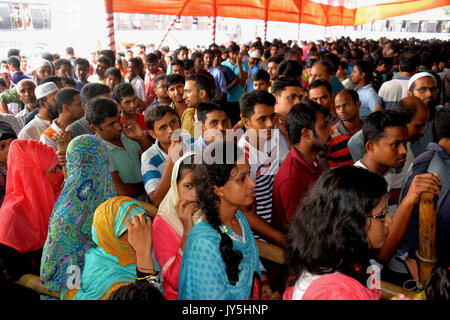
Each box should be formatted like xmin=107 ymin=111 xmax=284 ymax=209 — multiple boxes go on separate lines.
xmin=255 ymin=239 xmax=417 ymax=299
xmin=14 ymin=274 xmax=60 ymax=299
xmin=416 ymin=192 xmax=437 ymax=289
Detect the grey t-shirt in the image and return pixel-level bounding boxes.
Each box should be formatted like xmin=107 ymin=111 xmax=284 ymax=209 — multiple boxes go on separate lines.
xmin=67 ymin=117 xmax=93 ymax=138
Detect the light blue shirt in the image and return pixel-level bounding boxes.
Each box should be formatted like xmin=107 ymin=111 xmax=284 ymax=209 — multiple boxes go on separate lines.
xmin=357 ymin=84 xmax=382 ymax=121
xmin=221 ymin=59 xmax=248 ymax=102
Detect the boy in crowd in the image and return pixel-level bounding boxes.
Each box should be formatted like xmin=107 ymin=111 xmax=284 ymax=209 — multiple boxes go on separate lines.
xmin=192 ymin=101 xmax=231 ymax=153
xmin=148 ymin=74 xmax=171 ymax=107
xmin=87 ymin=96 xmax=149 ymax=199
xmin=237 ymin=90 xmax=288 ymax=246
xmin=141 ymin=104 xmax=193 ymax=207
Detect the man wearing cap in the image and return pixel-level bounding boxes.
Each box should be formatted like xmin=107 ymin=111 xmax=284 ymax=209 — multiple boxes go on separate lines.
xmin=247 ymin=50 xmax=261 ymax=92
xmin=407 ymin=72 xmax=443 ymax=157
xmin=0 ymin=59 xmax=53 ymax=114
xmin=18 ymin=82 xmax=59 ymax=140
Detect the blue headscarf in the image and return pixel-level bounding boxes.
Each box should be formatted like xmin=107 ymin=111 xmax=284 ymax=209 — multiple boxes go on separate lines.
xmin=40 ymin=134 xmax=116 ymax=295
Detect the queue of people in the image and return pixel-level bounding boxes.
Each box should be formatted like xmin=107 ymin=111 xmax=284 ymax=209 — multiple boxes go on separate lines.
xmin=0 ymin=36 xmax=449 ymax=301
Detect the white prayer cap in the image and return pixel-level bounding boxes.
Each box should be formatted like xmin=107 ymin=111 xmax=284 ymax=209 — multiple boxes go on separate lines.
xmin=35 ymin=82 xmax=57 ymax=100
xmin=407 ymin=72 xmax=436 ymax=91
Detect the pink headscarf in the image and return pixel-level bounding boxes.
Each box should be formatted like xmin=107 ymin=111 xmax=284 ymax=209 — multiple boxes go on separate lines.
xmin=0 ymin=139 xmax=63 ymax=253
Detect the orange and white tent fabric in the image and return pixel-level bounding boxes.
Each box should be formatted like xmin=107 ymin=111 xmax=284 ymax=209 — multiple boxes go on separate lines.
xmin=104 ymin=0 xmax=449 ymax=26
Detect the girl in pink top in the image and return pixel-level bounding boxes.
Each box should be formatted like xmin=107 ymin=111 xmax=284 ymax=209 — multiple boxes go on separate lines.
xmin=152 ymin=152 xmax=202 ymax=300
xmin=284 ymin=165 xmax=392 ymax=300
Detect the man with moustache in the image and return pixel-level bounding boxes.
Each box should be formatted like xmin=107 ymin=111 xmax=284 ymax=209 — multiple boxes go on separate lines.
xmin=354 ymin=109 xmax=441 ymax=286
xmin=87 ymin=96 xmax=149 ymax=199
xmin=326 ymin=89 xmax=362 ymax=167
xmin=272 ymin=100 xmax=333 ymax=234
xmin=18 ymin=82 xmax=59 ymax=140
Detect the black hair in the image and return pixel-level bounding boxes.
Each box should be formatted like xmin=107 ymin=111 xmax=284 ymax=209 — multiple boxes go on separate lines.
xmin=40 ymin=75 xmax=61 ymax=86
xmin=312 ymin=60 xmax=333 ymax=77
xmin=99 ymin=49 xmax=116 ymax=66
xmin=323 ymin=54 xmax=340 ymax=73
xmin=54 ymin=59 xmax=72 ymax=71
xmin=66 ymin=47 xmax=74 ymax=55
xmin=191 ymin=51 xmax=203 ymax=62
xmin=276 ymin=60 xmax=302 ymax=78
xmin=153 ymin=74 xmax=166 ymax=88
xmin=7 ymin=56 xmax=20 ymax=70
xmin=74 ymin=58 xmax=90 ymax=68
xmin=285 ymin=165 xmax=387 ymax=286
xmin=434 ymin=105 xmax=450 ymax=141
xmin=0 ymin=78 xmax=7 ymax=88
xmin=251 ymin=69 xmax=270 ymax=83
xmin=271 ymin=77 xmax=303 ymax=96
xmin=80 ymin=82 xmax=110 ymax=108
xmin=7 ymin=49 xmax=20 ymax=57
xmin=420 ymin=51 xmax=435 ymax=69
xmin=186 ymin=73 xmax=213 ymax=100
xmin=61 ymin=76 xmax=76 ymax=87
xmin=338 ymin=89 xmax=359 ymax=105
xmin=108 ymin=282 xmax=165 ymax=301
xmin=97 ymin=55 xmax=112 ymax=68
xmin=307 ymin=79 xmax=332 ymax=96
xmin=193 ymin=141 xmax=245 ymax=285
xmin=286 ymin=100 xmax=330 ymax=145
xmin=164 ymin=73 xmax=185 ymax=90
xmin=144 ymin=103 xmax=178 ymax=131
xmin=183 ymin=59 xmax=194 ymax=71
xmin=55 ymin=87 xmax=80 ymax=113
xmin=145 ymin=53 xmax=158 ymax=64
xmin=339 ymin=60 xmax=348 ymax=71
xmin=113 ymin=82 xmax=135 ymax=104
xmin=177 ymin=154 xmax=196 ymax=184
xmin=399 ymin=52 xmax=419 ymax=73
xmin=362 ymin=110 xmax=408 ymax=143
xmin=239 ymin=90 xmax=275 ymax=120
xmin=197 ymin=101 xmax=228 ymax=124
xmin=86 ymin=96 xmax=118 ymax=127
xmin=423 ymin=265 xmax=450 ymax=301
xmin=105 ymin=67 xmax=122 ymax=81
xmin=267 ymin=55 xmax=284 ymax=65
xmin=353 ymin=60 xmax=374 ymax=82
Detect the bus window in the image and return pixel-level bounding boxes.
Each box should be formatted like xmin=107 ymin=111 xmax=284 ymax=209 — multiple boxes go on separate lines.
xmin=0 ymin=4 xmax=12 ymax=29
xmin=29 ymin=4 xmax=51 ymax=29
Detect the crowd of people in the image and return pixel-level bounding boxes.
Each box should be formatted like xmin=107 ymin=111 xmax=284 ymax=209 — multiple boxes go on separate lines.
xmin=0 ymin=35 xmax=449 ymax=301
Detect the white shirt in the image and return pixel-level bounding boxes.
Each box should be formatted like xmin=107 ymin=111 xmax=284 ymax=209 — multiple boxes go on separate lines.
xmin=128 ymin=75 xmax=146 ymax=101
xmin=18 ymin=114 xmax=50 ymax=140
xmin=15 ymin=106 xmax=33 ymax=127
xmin=39 ymin=120 xmax=62 ymax=150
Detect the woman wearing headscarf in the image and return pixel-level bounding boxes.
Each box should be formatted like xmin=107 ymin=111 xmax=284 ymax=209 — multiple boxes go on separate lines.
xmin=153 ymin=152 xmax=202 ymax=300
xmin=40 ymin=135 xmax=117 ymax=296
xmin=62 ymin=196 xmax=162 ymax=300
xmin=0 ymin=139 xmax=63 ymax=287
xmin=0 ymin=120 xmax=18 ymax=207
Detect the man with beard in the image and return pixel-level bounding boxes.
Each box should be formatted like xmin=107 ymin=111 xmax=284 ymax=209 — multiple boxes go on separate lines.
xmin=353 ymin=109 xmax=441 ymax=286
xmin=40 ymin=88 xmax=84 ymax=150
xmin=14 ymin=79 xmax=37 ymax=126
xmin=0 ymin=59 xmax=52 ymax=114
xmin=18 ymin=82 xmax=58 ymax=140
xmin=407 ymin=72 xmax=444 ymax=157
xmin=272 ymin=100 xmax=332 ymax=234
xmin=182 ymin=73 xmax=212 ymax=138
xmin=87 ymin=96 xmax=149 ymax=199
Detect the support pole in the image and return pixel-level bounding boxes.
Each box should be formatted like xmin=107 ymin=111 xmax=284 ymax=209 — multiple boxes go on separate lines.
xmin=263 ymin=0 xmax=270 ymax=42
xmin=104 ymin=0 xmax=116 ymax=52
xmin=416 ymin=192 xmax=437 ymax=289
xmin=212 ymin=0 xmax=217 ymax=43
xmin=158 ymin=16 xmax=178 ymax=50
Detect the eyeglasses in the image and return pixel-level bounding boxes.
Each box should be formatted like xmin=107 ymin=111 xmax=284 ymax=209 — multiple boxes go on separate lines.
xmin=413 ymin=87 xmax=438 ymax=94
xmin=367 ymin=206 xmax=389 ymax=222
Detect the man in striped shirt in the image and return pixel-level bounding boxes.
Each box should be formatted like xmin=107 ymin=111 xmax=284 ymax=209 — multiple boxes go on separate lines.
xmin=237 ymin=90 xmax=288 ymax=246
xmin=327 ymin=89 xmax=362 ymax=167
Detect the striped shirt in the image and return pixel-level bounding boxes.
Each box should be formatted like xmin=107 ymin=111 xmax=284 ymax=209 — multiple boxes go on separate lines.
xmin=237 ymin=131 xmax=289 ymax=240
xmin=141 ymin=134 xmax=194 ymax=195
xmin=327 ymin=121 xmax=354 ymax=168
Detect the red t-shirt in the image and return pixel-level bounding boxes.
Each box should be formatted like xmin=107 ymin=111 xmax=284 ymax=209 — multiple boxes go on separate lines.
xmin=120 ymin=113 xmax=148 ymax=132
xmin=271 ymin=147 xmax=322 ymax=233
xmin=144 ymin=69 xmax=165 ymax=105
